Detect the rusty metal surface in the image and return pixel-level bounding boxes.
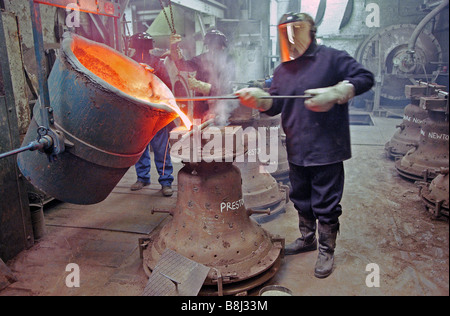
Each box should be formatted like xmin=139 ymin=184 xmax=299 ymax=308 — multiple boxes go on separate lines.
xmin=385 ymin=103 xmax=428 ymax=159
xmin=0 ymin=12 xmax=30 ymax=136
xmin=386 ymin=85 xmax=448 ymax=159
xmin=395 ymin=97 xmax=449 ymax=182
xmin=143 ymin=161 xmax=283 ymax=288
xmin=0 ymin=96 xmax=34 ymax=261
xmin=418 ymin=169 xmax=449 ymax=218
xmin=33 ymin=0 xmax=120 ymax=17
xmin=142 ymin=249 xmax=210 ymax=296
xmin=356 ymin=24 xmax=442 ymax=101
xmin=17 ymin=33 xmax=178 ymax=205
xmin=1 ymin=12 xmax=35 ymax=261
xmin=236 ymin=160 xmax=288 ymax=223
xmin=199 ymin=251 xmax=283 ymax=296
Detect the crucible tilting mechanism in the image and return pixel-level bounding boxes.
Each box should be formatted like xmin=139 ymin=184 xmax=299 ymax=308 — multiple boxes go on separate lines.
xmin=142 ymin=125 xmax=284 ymax=296
xmin=14 ymin=33 xmax=180 ymax=205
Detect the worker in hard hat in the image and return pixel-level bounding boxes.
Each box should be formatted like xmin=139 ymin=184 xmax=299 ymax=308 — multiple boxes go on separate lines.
xmin=129 ymin=32 xmax=174 ymax=197
xmin=170 ymin=29 xmax=236 ymax=122
xmin=236 ymin=13 xmax=375 ymax=279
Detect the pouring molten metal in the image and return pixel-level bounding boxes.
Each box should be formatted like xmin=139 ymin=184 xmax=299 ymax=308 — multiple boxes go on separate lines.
xmin=72 ymin=39 xmax=192 ymax=130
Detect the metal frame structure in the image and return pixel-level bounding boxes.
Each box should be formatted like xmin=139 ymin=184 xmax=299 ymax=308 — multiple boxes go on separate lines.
xmin=0 ymin=12 xmax=35 ymax=261
xmin=25 ymin=0 xmax=124 ymax=161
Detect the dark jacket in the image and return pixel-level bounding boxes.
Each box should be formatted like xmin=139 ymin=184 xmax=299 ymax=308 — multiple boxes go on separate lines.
xmin=131 ymin=51 xmax=172 ymax=90
xmin=265 ymin=43 xmax=374 ymax=167
xmin=174 ymin=51 xmax=235 ymax=119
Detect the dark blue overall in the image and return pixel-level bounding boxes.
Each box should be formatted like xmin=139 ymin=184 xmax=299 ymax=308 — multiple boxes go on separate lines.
xmin=265 ymin=43 xmax=374 ymax=224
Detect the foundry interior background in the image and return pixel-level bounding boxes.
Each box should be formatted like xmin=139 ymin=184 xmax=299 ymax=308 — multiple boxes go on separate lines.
xmin=1 ymin=0 xmax=449 ymax=296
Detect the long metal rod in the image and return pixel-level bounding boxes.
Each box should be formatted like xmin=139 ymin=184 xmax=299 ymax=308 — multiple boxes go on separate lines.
xmin=0 ymin=137 xmax=53 ymax=160
xmin=0 ymin=143 xmax=37 ymax=159
xmin=174 ymin=95 xmax=312 ymax=102
xmin=0 ymin=142 xmax=42 ymax=160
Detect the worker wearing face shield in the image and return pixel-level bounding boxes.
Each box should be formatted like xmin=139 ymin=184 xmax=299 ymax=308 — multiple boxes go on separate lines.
xmin=236 ymin=13 xmax=375 ymax=279
xmin=170 ymin=29 xmax=236 ymax=121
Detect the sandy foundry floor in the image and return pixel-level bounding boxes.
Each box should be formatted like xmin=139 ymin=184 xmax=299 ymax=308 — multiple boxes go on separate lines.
xmin=1 ymin=113 xmax=448 ymax=296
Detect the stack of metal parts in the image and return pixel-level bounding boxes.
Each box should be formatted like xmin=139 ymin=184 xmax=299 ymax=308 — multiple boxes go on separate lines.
xmin=142 ymin=126 xmax=284 ymax=296
xmin=230 ymin=107 xmax=289 ymax=223
xmin=395 ymin=90 xmax=449 ymax=182
xmin=393 ymin=83 xmax=449 ymax=218
xmin=385 ymin=85 xmax=434 ymax=159
xmin=418 ymin=168 xmax=449 ymax=219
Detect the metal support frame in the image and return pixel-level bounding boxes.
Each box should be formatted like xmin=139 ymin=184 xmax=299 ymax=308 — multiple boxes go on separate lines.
xmin=0 ymin=0 xmax=126 ymax=161
xmin=170 ymin=0 xmax=226 ymax=18
xmin=0 ymin=12 xmax=35 ymax=260
xmin=33 ymin=0 xmax=120 ymax=17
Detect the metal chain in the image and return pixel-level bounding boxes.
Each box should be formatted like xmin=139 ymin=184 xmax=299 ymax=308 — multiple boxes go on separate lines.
xmin=159 ymin=0 xmax=176 ymax=34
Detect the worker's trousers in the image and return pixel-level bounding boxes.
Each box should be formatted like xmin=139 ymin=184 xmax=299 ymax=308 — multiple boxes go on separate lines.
xmin=135 ymin=126 xmax=174 ymax=187
xmin=288 ymin=162 xmax=345 ymax=225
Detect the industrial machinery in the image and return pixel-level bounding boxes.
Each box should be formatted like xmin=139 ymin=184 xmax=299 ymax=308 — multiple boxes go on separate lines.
xmin=355 ymin=0 xmax=448 ymax=111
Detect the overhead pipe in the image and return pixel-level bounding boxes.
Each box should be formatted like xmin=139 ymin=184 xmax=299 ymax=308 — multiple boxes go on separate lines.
xmin=407 ymin=0 xmax=449 ymax=56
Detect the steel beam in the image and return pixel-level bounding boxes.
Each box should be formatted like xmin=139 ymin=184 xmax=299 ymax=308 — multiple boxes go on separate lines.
xmin=33 ymin=0 xmax=120 ymax=18
xmin=170 ymin=0 xmax=226 ymax=18
xmin=0 ymin=12 xmax=34 ymax=261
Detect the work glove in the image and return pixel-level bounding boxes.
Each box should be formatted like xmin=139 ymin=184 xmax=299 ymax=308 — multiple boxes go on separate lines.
xmin=170 ymin=34 xmax=183 ymax=61
xmin=188 ymin=77 xmax=212 ymax=96
xmin=304 ymin=80 xmax=355 ymax=112
xmin=139 ymin=63 xmax=155 ymax=73
xmin=235 ymin=88 xmax=273 ymax=112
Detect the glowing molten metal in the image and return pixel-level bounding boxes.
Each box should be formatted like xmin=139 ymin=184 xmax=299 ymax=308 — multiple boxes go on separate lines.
xmin=72 ymin=38 xmax=192 ymax=129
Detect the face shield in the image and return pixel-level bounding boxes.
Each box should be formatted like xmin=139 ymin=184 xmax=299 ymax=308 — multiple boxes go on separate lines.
xmin=279 ymin=21 xmax=312 ymax=63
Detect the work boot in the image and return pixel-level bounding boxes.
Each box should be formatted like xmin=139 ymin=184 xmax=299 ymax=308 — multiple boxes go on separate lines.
xmin=285 ymin=216 xmax=317 ymax=255
xmin=162 ymin=185 xmax=173 ymax=197
xmin=131 ymin=181 xmax=150 ymax=191
xmin=314 ymin=222 xmax=339 ymax=279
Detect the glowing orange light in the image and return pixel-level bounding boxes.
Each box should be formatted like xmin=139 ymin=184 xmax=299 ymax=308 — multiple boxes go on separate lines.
xmin=71 ymin=38 xmax=192 ymax=130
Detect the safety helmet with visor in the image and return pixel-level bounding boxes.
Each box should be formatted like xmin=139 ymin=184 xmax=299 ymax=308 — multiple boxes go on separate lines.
xmin=278 ymin=12 xmax=316 ymax=63
xmin=204 ymin=29 xmax=228 ymax=51
xmin=129 ymin=32 xmax=154 ymax=51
